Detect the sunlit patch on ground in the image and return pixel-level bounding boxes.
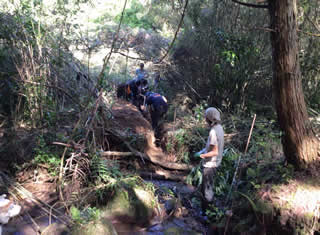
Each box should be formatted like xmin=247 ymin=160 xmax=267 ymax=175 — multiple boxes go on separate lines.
xmin=269 ymin=177 xmax=320 ymax=220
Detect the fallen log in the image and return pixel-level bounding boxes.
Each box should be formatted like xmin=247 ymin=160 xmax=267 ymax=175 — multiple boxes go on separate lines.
xmin=100 ymin=151 xmax=133 ymax=157
xmin=100 ymin=150 xmax=192 ymax=171
xmin=106 ymin=129 xmax=193 ymax=171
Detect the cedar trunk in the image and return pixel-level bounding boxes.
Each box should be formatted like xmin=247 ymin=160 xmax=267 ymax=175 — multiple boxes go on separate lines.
xmin=268 ymin=0 xmax=319 ymax=170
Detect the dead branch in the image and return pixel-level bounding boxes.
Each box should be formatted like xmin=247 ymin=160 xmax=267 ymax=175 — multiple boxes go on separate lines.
xmin=305 ymin=14 xmax=320 ymax=33
xmin=147 ymin=155 xmax=192 ymax=171
xmin=298 ymin=29 xmax=320 ymax=37
xmin=0 ymin=172 xmax=72 ymax=226
xmin=231 ymin=0 xmax=268 ymax=8
xmin=96 ymin=0 xmax=128 ymax=90
xmin=113 ymin=50 xmax=149 ymax=61
xmin=156 ymin=0 xmax=189 ymax=63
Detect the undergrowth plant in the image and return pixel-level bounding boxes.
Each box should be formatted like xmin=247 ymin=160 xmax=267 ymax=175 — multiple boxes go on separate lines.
xmin=186 ymin=147 xmax=239 ymax=192
xmin=70 ymin=206 xmax=101 ymax=225
xmin=33 ymin=135 xmax=60 ymax=176
xmin=91 ymin=156 xmax=122 ymax=187
xmin=90 ymin=155 xmax=150 ymax=201
xmin=165 ymin=125 xmax=208 ymax=163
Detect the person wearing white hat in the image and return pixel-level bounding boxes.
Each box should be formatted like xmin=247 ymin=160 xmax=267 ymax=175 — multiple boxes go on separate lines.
xmin=194 ymin=107 xmax=224 ymax=209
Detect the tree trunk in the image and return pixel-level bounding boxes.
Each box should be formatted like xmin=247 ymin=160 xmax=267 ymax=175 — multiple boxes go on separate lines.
xmin=268 ymin=0 xmax=319 ymax=171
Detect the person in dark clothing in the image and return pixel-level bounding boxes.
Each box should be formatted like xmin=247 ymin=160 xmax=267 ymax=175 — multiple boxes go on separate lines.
xmin=145 ymin=92 xmax=168 ymax=130
xmin=124 ymin=78 xmax=149 ymax=108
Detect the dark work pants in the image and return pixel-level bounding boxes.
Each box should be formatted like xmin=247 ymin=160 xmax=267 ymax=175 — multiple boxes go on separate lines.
xmin=201 ymin=166 xmax=217 ymax=211
xmin=150 ymin=104 xmax=167 ymax=130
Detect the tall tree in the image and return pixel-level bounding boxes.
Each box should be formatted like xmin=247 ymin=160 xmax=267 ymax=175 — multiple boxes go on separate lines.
xmin=232 ymin=0 xmax=320 ymax=172
xmin=268 ymin=0 xmax=319 ymax=171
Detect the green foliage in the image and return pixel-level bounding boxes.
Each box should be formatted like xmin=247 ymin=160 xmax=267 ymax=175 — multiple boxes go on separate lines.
xmin=166 ymin=128 xmax=189 ymax=162
xmin=186 ymin=148 xmax=239 ymax=191
xmin=91 ymin=156 xmax=122 ymax=186
xmin=193 ymin=101 xmax=207 ymax=122
xmin=165 ymin=124 xmax=208 ymax=163
xmin=71 ymin=206 xmax=100 ymax=224
xmin=33 ymin=135 xmax=60 ymax=175
xmin=299 ymin=0 xmax=320 ymax=112
xmin=90 ymin=155 xmax=146 ymax=201
xmin=234 ymin=119 xmax=293 ymax=194
xmin=165 ymin=102 xmax=211 ymax=162
xmin=167 ymin=0 xmax=272 ymax=113
xmin=213 ymin=148 xmax=239 ymax=197
xmin=186 ymin=164 xmax=202 ymax=187
xmin=206 ymin=204 xmax=225 ymax=223
xmin=247 ymin=120 xmax=281 ymax=156
xmin=115 ymin=0 xmax=154 ymax=29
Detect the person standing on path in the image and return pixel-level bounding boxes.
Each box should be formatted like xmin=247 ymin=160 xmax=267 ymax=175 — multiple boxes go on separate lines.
xmin=194 ymin=107 xmax=224 ymax=210
xmin=135 ymin=63 xmax=149 ymax=80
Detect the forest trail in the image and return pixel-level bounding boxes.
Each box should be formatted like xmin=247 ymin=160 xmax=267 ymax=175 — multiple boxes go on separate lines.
xmin=110 ymin=98 xmax=190 ymax=172
xmin=111 ymin=99 xmax=168 ymax=161
xmin=111 ymin=99 xmax=153 ymax=135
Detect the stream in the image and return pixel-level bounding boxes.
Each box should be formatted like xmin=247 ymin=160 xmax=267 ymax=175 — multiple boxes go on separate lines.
xmin=2 ymin=180 xmax=208 ymax=235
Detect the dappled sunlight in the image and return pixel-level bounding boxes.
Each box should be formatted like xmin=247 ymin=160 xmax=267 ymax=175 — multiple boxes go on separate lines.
xmin=267 ymin=178 xmax=320 ymax=219
xmin=0 ymin=0 xmax=319 ymax=233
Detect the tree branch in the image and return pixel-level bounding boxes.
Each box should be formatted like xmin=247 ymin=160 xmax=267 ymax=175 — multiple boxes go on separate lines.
xmin=113 ymin=50 xmax=149 ymax=61
xmin=298 ymin=29 xmax=320 ymax=37
xmin=96 ymin=0 xmax=128 ymax=91
xmin=231 ymin=0 xmax=268 ymax=9
xmin=305 ymin=14 xmax=320 ymax=33
xmin=156 ymin=0 xmax=189 ymax=63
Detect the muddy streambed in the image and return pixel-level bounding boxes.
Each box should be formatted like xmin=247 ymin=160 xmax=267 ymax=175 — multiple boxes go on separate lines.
xmin=3 ymin=180 xmax=208 ymax=235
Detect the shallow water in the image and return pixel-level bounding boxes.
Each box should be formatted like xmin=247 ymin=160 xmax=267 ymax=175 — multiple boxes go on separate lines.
xmin=3 ymin=180 xmax=206 ymax=235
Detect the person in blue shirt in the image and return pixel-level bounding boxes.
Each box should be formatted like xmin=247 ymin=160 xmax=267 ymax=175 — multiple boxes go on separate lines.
xmin=135 ymin=63 xmax=149 ymax=80
xmin=144 ymin=92 xmax=168 ymax=130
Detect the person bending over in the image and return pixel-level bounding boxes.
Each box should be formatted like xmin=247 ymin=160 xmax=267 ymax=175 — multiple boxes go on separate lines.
xmin=144 ymin=92 xmax=168 ymax=130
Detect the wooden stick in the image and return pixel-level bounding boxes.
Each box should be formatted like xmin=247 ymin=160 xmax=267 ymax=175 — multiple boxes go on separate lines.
xmin=244 ymin=114 xmax=257 ymax=154
xmin=224 ymin=114 xmax=257 ymax=234
xmin=225 ymin=115 xmax=257 ymax=203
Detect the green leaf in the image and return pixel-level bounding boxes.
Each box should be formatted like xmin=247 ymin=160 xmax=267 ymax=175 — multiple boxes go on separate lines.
xmin=236 ymin=191 xmax=258 ymax=212
xmin=247 ymin=168 xmax=256 ymax=178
